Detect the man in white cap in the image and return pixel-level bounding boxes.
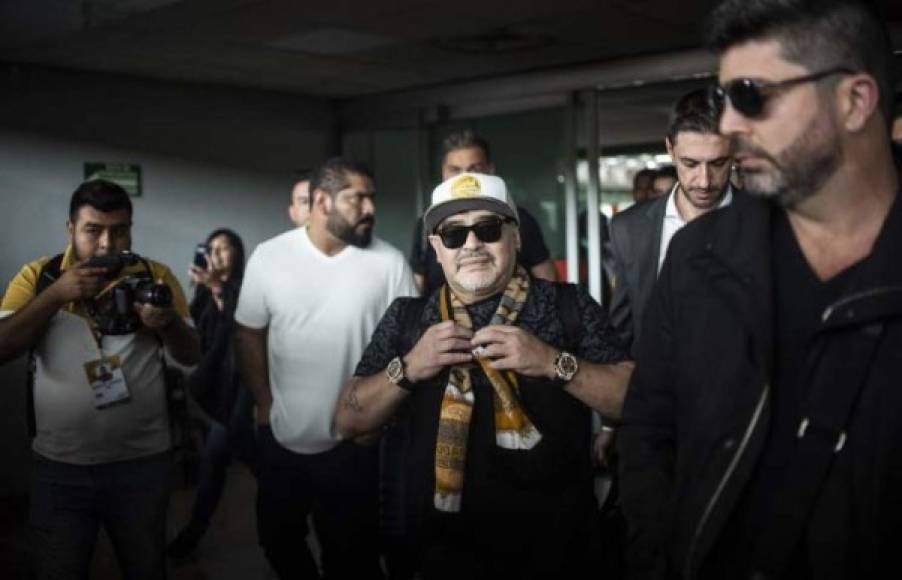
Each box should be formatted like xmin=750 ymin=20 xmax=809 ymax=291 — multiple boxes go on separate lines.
xmin=334 ymin=173 xmax=633 ymax=578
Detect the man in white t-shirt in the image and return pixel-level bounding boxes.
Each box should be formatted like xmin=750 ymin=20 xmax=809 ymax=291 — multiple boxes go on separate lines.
xmin=235 ymin=157 xmax=416 ymax=579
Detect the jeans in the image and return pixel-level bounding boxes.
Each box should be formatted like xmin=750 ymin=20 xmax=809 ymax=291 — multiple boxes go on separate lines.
xmin=180 ymin=387 xmax=257 ymax=539
xmin=186 ymin=421 xmax=231 ymax=534
xmin=256 ymin=427 xmax=384 ymax=580
xmin=28 ymin=451 xmax=171 ymax=580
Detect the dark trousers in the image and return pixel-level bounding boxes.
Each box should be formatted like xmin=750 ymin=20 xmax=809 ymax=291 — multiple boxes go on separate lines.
xmin=256 ymin=427 xmax=384 ymax=580
xmin=186 ymin=421 xmax=230 ymax=533
xmin=184 ymin=389 xmax=258 ymax=536
xmin=28 ymin=452 xmax=171 ymax=580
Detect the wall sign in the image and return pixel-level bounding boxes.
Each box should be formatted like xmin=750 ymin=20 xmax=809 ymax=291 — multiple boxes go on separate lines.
xmin=84 ymin=163 xmax=142 ymax=197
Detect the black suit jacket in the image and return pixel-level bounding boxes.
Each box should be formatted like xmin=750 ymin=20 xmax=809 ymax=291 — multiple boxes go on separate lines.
xmin=608 ymin=195 xmax=668 ymax=356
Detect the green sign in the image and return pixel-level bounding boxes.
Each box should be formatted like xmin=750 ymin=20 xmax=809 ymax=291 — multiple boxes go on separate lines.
xmin=84 ymin=163 xmax=142 ymax=197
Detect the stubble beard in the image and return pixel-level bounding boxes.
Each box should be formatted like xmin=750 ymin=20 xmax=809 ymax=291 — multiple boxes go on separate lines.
xmin=453 ymin=250 xmax=499 ymax=294
xmin=737 ymin=109 xmax=842 ymax=209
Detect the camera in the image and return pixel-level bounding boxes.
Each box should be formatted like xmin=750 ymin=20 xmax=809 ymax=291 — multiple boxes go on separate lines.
xmin=85 ymin=252 xmax=173 ymax=335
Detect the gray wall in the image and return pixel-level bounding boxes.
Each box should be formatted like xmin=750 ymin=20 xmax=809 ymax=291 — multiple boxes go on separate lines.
xmin=0 ymin=69 xmax=335 ymax=495
xmin=342 ymin=129 xmax=422 ymax=258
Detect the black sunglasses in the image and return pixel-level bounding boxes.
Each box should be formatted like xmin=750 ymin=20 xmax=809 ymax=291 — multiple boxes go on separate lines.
xmin=711 ymin=67 xmax=855 ymax=118
xmin=436 ymin=217 xmax=512 ymax=249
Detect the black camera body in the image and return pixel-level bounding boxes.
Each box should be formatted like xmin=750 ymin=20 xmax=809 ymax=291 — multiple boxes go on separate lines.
xmin=85 ymin=252 xmax=173 ymax=335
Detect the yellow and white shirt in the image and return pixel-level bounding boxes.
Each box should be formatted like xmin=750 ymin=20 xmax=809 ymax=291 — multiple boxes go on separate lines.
xmin=0 ymin=245 xmax=190 ymax=465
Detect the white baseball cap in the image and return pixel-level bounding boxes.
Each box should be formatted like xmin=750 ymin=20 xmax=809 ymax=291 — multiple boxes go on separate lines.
xmin=423 ymin=173 xmax=519 ymax=234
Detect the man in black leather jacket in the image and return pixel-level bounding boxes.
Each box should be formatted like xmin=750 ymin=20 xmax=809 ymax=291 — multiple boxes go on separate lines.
xmin=619 ymin=1 xmax=902 ymax=578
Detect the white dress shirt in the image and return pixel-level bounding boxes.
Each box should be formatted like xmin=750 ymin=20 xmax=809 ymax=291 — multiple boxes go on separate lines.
xmin=658 ymin=184 xmax=734 ymax=274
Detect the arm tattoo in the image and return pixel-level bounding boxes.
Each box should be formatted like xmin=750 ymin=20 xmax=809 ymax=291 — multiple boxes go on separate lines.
xmin=344 ymin=382 xmax=363 ymax=413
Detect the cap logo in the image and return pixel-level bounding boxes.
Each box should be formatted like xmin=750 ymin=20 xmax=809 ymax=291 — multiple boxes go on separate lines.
xmin=449 ymin=175 xmax=481 ymax=199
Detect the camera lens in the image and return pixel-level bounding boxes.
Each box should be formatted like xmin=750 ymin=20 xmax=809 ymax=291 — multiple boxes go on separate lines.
xmin=136 ymin=283 xmax=173 ymax=307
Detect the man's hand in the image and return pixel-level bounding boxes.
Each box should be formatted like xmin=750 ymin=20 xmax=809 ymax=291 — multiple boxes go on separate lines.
xmin=47 ymin=261 xmax=108 ymax=304
xmin=134 ymin=302 xmax=176 ymax=331
xmin=470 ymin=325 xmax=558 ymax=379
xmin=403 ymin=321 xmax=474 ymax=383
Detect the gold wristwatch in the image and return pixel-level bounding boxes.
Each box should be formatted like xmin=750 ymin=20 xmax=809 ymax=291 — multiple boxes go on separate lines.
xmin=552 ymin=351 xmax=579 ymax=385
xmin=386 ymin=356 xmax=414 ymax=391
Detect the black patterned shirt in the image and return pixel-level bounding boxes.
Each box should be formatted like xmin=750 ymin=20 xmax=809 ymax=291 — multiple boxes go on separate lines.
xmin=354 ymin=278 xmax=626 ymax=569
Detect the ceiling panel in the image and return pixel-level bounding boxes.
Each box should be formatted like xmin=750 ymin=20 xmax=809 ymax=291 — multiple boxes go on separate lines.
xmin=0 ymin=0 xmax=898 ymax=100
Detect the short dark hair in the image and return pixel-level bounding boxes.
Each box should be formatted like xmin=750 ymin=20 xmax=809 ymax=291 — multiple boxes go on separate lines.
xmin=709 ymin=0 xmax=895 ymax=124
xmin=667 ymin=88 xmax=724 ymax=145
xmin=442 ymin=130 xmax=492 ymax=164
xmin=69 ymin=179 xmax=133 ymax=222
xmin=655 ymin=165 xmax=678 ymax=181
xmin=309 ymin=157 xmax=374 ymax=198
xmin=633 ymin=168 xmax=657 ymax=190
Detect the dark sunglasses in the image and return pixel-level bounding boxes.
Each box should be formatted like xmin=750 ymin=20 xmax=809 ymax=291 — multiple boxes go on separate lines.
xmin=436 ymin=217 xmax=512 ymax=249
xmin=710 ymin=67 xmax=854 ymax=118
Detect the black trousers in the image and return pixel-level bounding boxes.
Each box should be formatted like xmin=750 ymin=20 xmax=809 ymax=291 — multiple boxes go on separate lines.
xmin=29 ymin=452 xmax=170 ymax=580
xmin=255 ymin=427 xmax=384 ymax=580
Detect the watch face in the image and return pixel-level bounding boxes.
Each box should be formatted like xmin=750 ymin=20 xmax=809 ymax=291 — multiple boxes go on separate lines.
xmin=556 ymin=352 xmax=578 ymax=380
xmin=387 ymin=357 xmax=404 ymax=383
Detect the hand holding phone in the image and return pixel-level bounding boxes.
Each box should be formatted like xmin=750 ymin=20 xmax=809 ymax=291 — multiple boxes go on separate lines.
xmin=193 ymin=243 xmax=208 ymax=270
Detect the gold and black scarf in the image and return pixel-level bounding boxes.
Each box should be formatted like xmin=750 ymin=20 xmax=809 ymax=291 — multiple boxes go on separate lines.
xmin=433 ymin=266 xmax=542 ymax=512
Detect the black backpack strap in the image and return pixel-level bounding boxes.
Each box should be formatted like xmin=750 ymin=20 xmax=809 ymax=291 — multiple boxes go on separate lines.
xmin=35 ymin=254 xmax=64 ymax=295
xmin=26 ymin=254 xmax=65 ymax=438
xmin=556 ymin=283 xmax=582 ymax=353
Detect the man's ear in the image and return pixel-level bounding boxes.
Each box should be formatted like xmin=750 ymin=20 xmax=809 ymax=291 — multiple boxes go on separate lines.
xmin=665 ymin=136 xmax=675 ymax=157
xmin=839 ymin=73 xmax=880 ymax=133
xmin=66 ymin=219 xmax=75 ymax=237
xmin=313 ymin=189 xmax=332 ymax=214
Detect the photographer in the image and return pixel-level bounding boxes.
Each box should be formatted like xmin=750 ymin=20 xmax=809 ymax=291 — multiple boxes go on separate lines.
xmin=169 ymin=228 xmax=255 ymax=558
xmin=0 ymin=179 xmax=199 ymax=579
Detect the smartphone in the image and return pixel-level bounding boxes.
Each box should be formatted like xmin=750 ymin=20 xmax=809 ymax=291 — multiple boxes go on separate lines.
xmin=193 ymin=243 xmax=208 ymax=270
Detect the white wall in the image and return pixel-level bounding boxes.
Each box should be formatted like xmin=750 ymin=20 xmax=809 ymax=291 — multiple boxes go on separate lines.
xmin=0 ymin=68 xmax=334 ymax=495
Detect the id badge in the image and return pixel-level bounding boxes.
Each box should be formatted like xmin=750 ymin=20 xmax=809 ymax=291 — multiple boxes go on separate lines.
xmin=84 ymin=356 xmax=131 ymax=409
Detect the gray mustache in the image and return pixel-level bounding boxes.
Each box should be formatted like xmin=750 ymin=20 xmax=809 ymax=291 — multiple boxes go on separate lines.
xmin=456 ymin=251 xmax=492 ymax=265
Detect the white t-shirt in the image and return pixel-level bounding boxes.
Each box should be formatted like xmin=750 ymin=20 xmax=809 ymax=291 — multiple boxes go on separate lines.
xmin=235 ymin=227 xmax=417 ymax=454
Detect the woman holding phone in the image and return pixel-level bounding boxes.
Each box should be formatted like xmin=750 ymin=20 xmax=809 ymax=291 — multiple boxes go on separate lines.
xmin=169 ymin=228 xmax=255 ymax=558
